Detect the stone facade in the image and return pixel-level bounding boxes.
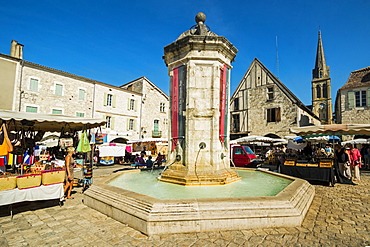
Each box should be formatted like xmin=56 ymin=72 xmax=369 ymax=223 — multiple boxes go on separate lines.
xmin=335 ymin=66 xmax=370 ymax=124
xmin=0 ymin=41 xmax=169 ymax=142
xmin=120 ymin=77 xmax=169 ymax=140
xmin=230 ymin=58 xmax=320 ymax=139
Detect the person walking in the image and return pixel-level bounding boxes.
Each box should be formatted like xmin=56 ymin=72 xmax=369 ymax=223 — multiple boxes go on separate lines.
xmin=346 ymin=143 xmax=362 ymax=181
xmin=64 ymin=147 xmax=75 ymax=199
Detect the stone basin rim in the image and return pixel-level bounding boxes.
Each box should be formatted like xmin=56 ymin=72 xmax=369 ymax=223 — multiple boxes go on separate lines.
xmin=92 ymin=168 xmax=302 ymax=202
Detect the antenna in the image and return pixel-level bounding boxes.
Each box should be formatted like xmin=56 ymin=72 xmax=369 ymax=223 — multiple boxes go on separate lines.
xmin=275 ymin=36 xmax=280 ymax=79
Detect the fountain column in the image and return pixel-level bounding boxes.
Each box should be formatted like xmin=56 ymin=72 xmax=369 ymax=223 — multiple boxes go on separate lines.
xmin=159 ymin=13 xmax=240 ymax=185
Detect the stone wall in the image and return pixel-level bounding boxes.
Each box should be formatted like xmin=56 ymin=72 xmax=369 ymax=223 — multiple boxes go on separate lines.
xmin=231 ymin=59 xmax=319 ymax=139
xmin=16 ymin=64 xmax=94 ymax=117
xmin=120 ymin=77 xmax=169 ymax=140
xmin=338 ymin=89 xmax=370 ymax=124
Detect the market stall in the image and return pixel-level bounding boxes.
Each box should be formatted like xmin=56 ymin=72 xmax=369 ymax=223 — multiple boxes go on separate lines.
xmin=284 ymin=124 xmax=370 ymax=185
xmin=0 ymin=110 xmax=106 ymax=210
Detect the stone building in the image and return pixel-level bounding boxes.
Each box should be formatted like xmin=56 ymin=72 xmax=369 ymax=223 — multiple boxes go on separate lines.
xmin=230 ymin=58 xmax=320 ymax=139
xmin=0 ymin=40 xmax=169 ymax=142
xmin=120 ymin=77 xmax=169 ymax=139
xmin=335 ymin=66 xmax=370 ymax=124
xmin=311 ymin=31 xmax=333 ymax=124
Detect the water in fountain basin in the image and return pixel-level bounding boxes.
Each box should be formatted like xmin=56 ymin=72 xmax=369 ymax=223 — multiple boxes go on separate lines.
xmin=108 ymin=170 xmax=292 ymax=199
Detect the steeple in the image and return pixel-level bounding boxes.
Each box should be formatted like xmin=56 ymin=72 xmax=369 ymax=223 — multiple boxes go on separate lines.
xmin=312 ymin=30 xmax=329 ymax=79
xmin=311 ymin=30 xmax=333 ymax=124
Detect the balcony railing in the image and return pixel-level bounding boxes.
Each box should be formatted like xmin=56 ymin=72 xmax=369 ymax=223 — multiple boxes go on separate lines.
xmin=152 ymin=130 xmax=162 ymax=138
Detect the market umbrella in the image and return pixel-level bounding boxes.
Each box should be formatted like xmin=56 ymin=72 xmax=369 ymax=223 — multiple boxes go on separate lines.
xmin=293 ymin=136 xmax=304 ymax=143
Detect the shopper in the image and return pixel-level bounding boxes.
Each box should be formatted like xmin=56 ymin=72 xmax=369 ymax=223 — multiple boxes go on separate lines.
xmin=64 ymin=146 xmax=75 ymax=199
xmin=346 ymin=143 xmax=362 ymax=181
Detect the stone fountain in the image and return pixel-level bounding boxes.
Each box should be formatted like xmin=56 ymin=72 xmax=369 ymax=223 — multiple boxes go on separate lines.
xmin=159 ymin=12 xmax=240 ymax=186
xmin=84 ymin=13 xmax=315 ymax=236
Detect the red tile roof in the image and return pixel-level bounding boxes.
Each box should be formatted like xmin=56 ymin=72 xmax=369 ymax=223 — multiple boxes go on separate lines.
xmin=340 ymin=66 xmax=370 ymax=90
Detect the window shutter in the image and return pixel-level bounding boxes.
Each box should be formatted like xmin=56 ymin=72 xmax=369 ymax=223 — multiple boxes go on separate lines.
xmin=134 ymin=100 xmax=138 ymax=111
xmin=133 ymin=119 xmax=137 ymax=131
xmin=367 ymin=89 xmax=370 ymax=107
xmin=348 ymin=91 xmax=354 ymax=109
xmin=127 ymin=99 xmax=131 ymax=110
xmin=126 ymin=119 xmax=130 ymax=130
xmin=104 ymin=93 xmax=107 ymax=106
xmin=110 ymin=117 xmax=115 ymax=130
xmin=276 ymin=108 xmax=281 ymax=122
xmin=112 ymin=95 xmax=116 ymax=108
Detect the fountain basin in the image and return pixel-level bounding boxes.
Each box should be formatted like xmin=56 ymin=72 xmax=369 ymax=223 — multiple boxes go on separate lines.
xmin=84 ymin=168 xmax=314 ymax=235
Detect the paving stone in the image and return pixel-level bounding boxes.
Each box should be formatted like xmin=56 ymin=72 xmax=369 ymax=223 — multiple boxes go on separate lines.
xmin=0 ymin=165 xmax=369 ymax=246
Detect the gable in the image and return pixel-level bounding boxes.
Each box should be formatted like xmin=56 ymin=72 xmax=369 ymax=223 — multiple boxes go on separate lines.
xmin=232 ymin=58 xmax=318 ymax=120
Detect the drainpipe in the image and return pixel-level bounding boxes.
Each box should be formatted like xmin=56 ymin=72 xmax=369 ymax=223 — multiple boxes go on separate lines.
xmin=139 ymin=95 xmax=144 ymax=139
xmin=92 ymin=82 xmax=96 ymax=118
xmin=18 ymin=60 xmax=24 ymax=111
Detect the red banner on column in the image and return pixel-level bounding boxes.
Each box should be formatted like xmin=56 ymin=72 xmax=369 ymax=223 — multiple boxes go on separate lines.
xmin=219 ymin=65 xmax=227 ymax=145
xmin=171 ymin=67 xmax=179 ymax=151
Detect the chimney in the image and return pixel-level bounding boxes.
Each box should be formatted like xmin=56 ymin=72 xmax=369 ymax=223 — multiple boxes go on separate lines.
xmin=10 ymin=40 xmax=24 ymax=59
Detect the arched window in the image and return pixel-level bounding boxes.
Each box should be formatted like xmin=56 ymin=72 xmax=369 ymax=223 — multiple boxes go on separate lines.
xmin=323 ymin=83 xmax=328 ymax=98
xmin=316 ymin=85 xmax=321 ymax=98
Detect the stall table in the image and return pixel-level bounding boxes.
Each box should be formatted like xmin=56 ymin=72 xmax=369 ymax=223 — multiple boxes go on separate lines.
xmin=0 ymin=183 xmax=64 ymax=218
xmin=281 ymin=159 xmax=335 ymax=186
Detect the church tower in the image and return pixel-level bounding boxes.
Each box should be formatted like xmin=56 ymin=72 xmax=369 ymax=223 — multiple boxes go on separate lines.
xmin=311 ymin=31 xmax=332 ymax=124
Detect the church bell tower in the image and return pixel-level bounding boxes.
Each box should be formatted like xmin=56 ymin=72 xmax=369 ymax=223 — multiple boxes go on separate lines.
xmin=311 ymin=31 xmax=333 ymax=124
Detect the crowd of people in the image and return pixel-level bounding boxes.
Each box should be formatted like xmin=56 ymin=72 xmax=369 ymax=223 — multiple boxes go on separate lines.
xmin=265 ymin=141 xmax=368 ymax=183
xmin=133 ymin=152 xmax=165 ymax=168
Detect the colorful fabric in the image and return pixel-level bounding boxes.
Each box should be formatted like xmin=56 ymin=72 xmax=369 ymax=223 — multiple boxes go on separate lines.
xmin=77 ymin=131 xmax=91 ymax=153
xmin=0 ymin=124 xmax=13 ymax=156
xmin=0 ymin=156 xmax=7 ymax=166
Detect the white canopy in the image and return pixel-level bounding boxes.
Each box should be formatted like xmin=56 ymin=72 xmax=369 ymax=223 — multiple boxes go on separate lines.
xmin=290 ymin=124 xmax=370 ymax=136
xmin=342 ymin=139 xmax=370 ymax=145
xmin=127 ymin=138 xmax=168 ymax=144
xmin=234 ymin=135 xmax=286 ymax=144
xmin=0 ymin=109 xmax=106 ymax=132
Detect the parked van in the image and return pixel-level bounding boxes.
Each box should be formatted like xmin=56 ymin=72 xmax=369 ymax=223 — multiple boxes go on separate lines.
xmin=230 ymin=144 xmax=260 ymax=168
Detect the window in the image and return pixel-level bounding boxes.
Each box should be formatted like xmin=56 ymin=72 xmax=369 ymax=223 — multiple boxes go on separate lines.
xmin=355 ymin=91 xmax=366 ymax=107
xmin=234 ymin=146 xmax=243 ymax=155
xmin=322 ymin=83 xmax=328 ymax=98
xmin=267 ymin=87 xmax=274 ymax=100
xmin=55 ymin=84 xmax=63 ymax=96
xmin=76 ymin=112 xmax=85 ymax=117
xmin=160 ymin=103 xmax=165 ymax=112
xmin=232 ymin=114 xmax=240 ymax=132
xmin=154 ymin=120 xmax=159 ymax=132
xmin=106 ymin=94 xmax=113 ymax=106
xmin=129 ymin=99 xmax=135 ymax=110
xmin=52 ymin=109 xmax=62 ymax=115
xmin=234 ymin=98 xmax=239 ymax=111
xmin=30 ymin=78 xmax=38 ymax=92
xmin=267 ymin=107 xmax=281 ymax=122
xmin=79 ymin=89 xmax=85 ymax=100
xmin=316 ymin=85 xmax=321 ymax=98
xmin=26 ymin=106 xmax=37 ymax=113
xmin=128 ymin=119 xmax=134 ymax=130
xmin=106 ymin=116 xmax=111 ymax=128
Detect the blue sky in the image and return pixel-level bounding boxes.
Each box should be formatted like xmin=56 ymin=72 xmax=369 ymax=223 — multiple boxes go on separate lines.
xmin=1 ymin=0 xmax=369 ymax=106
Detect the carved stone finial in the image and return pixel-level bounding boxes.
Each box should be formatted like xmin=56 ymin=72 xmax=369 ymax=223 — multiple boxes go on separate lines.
xmin=195 ymin=12 xmax=206 ymax=24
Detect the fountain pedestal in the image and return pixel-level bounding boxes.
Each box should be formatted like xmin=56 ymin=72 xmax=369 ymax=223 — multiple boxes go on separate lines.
xmin=160 ymin=13 xmax=239 ymax=185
